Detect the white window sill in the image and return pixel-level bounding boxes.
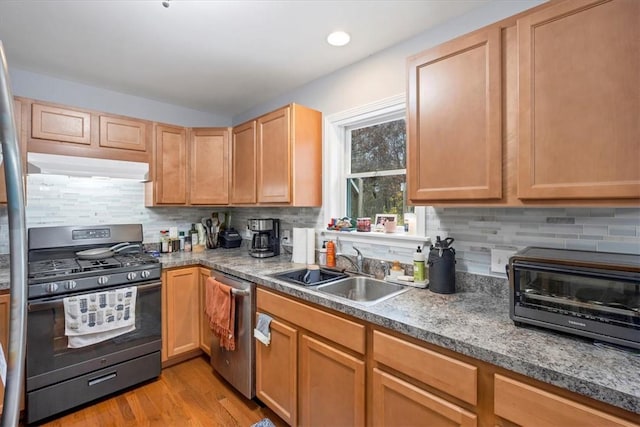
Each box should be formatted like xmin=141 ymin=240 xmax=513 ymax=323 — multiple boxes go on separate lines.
xmin=319 ymin=229 xmax=431 ymax=250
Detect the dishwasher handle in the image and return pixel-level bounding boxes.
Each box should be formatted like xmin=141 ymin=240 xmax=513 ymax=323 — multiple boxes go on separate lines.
xmin=211 ymin=269 xmax=253 ymax=297
xmin=231 ymin=288 xmax=250 ymax=297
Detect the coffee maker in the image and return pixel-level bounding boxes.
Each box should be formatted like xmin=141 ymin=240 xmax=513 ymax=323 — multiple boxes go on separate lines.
xmin=248 ymin=218 xmax=280 ymax=258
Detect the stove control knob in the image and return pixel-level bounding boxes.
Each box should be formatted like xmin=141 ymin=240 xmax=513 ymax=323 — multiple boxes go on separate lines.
xmin=97 ymin=276 xmax=109 ymax=285
xmin=45 ymin=283 xmax=59 ymax=293
xmin=65 ymin=280 xmax=77 ymax=290
xmin=140 ymin=270 xmax=151 ymax=279
xmin=127 ymin=272 xmax=137 ymax=281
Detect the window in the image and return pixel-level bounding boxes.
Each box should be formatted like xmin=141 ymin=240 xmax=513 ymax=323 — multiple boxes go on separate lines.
xmin=346 ymin=118 xmax=410 ymax=225
xmin=324 ymin=94 xmax=424 ymax=236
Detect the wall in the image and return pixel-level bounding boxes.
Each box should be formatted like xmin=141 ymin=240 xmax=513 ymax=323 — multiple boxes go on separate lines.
xmin=234 ymin=0 xmax=546 ymax=123
xmin=427 ymin=207 xmax=640 ymax=276
xmin=0 ymin=174 xmax=321 ymax=254
xmin=3 ymin=0 xmax=638 ymax=277
xmin=9 ymin=68 xmax=231 ymax=127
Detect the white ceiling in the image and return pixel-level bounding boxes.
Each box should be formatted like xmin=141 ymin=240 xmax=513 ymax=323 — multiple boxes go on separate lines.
xmin=0 ymin=0 xmax=490 ymax=117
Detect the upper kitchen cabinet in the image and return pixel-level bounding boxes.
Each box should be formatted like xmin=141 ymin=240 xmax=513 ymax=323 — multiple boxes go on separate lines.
xmin=517 ymin=0 xmax=640 ymax=200
xmin=230 ymin=120 xmax=257 ymax=204
xmin=98 ymin=115 xmax=148 ymax=152
xmin=146 ymin=126 xmax=231 ymax=207
xmin=189 ymin=128 xmax=230 ymax=205
xmin=0 ymin=99 xmax=26 ymax=204
xmin=256 ymin=104 xmax=322 ymax=206
xmin=231 ymin=104 xmax=322 ymax=207
xmin=407 ymin=26 xmax=502 ymax=202
xmin=147 ymin=124 xmax=188 ymax=205
xmin=24 ymin=98 xmax=151 ymax=163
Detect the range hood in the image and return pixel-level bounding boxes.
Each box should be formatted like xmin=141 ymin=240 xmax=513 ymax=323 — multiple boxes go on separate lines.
xmin=27 ymin=152 xmax=149 ymax=181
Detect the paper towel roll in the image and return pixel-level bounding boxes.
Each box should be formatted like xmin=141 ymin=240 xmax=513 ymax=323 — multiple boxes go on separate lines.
xmin=306 ymin=229 xmax=316 ymax=264
xmin=292 ymin=228 xmax=307 ymax=264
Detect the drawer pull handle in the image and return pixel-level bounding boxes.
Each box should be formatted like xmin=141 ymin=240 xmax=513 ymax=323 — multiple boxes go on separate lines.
xmin=88 ymin=372 xmax=117 ymax=386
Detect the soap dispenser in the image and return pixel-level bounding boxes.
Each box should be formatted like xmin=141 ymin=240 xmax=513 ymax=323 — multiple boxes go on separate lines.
xmin=413 ymin=246 xmax=425 ymax=282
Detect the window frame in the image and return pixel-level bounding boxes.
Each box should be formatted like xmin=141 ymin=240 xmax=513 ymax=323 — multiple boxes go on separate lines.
xmin=323 ymin=94 xmax=425 ymax=236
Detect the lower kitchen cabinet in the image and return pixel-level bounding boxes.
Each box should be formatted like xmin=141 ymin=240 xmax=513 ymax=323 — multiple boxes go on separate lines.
xmin=256 ymin=288 xmax=366 ymax=426
xmin=494 ymin=374 xmax=638 ymax=427
xmin=198 ymin=267 xmax=213 ymax=356
xmin=372 ymin=329 xmax=478 ymax=427
xmin=372 ymin=368 xmax=477 ymax=427
xmin=256 ymin=317 xmax=298 ymax=426
xmin=163 ymin=267 xmax=200 ymax=362
xmin=299 ymin=334 xmax=365 ymax=427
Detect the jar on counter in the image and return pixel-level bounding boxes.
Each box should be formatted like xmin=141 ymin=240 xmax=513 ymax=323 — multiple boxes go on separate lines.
xmin=184 ymin=236 xmax=192 ymax=252
xmin=160 ymin=230 xmax=169 ymax=253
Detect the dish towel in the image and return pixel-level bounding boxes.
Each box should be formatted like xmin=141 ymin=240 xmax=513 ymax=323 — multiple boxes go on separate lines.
xmin=254 ymin=312 xmax=272 ymax=346
xmin=205 ymin=277 xmax=236 ymax=351
xmin=63 ymin=287 xmax=137 ymax=349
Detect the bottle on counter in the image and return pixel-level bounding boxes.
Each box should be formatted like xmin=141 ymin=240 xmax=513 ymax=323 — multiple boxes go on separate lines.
xmin=413 ymin=246 xmax=425 ymax=282
xmin=190 ymin=223 xmax=198 ymax=249
xmin=326 ymin=240 xmax=336 ymax=267
xmin=319 ymin=241 xmax=328 ymax=265
xmin=184 ymin=236 xmax=192 ymax=252
xmin=179 ymin=231 xmax=185 ymax=251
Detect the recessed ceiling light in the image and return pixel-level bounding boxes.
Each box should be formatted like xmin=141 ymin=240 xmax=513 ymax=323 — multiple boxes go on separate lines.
xmin=327 ymin=31 xmax=350 ymax=47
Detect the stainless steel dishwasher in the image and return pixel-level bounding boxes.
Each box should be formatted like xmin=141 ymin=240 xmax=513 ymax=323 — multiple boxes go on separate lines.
xmin=209 ymin=269 xmax=255 ymax=399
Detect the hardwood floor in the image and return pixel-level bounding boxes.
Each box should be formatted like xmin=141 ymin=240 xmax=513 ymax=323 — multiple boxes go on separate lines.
xmin=31 ymin=356 xmax=287 ymax=427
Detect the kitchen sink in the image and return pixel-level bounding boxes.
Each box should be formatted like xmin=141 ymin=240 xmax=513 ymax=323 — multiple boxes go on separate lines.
xmin=271 ymin=268 xmax=349 ymax=287
xmin=315 ymin=276 xmax=410 ymax=306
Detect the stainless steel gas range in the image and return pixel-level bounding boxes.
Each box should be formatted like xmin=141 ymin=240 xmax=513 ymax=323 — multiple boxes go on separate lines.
xmin=26 ymin=224 xmax=162 ymax=424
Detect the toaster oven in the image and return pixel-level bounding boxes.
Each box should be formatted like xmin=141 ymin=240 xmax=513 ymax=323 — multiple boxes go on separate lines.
xmin=508 ymin=247 xmax=640 ymax=350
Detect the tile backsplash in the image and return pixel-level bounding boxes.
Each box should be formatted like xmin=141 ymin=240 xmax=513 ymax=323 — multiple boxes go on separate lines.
xmin=426 ymin=207 xmax=640 ymax=276
xmin=0 ymin=175 xmax=638 ymax=278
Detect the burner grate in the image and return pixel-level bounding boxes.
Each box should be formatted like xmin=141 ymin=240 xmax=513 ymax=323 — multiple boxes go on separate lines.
xmin=28 ymin=258 xmax=80 ymax=278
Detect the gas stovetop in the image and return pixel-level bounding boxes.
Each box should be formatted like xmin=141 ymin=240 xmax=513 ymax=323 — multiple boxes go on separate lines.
xmin=28 ymin=253 xmax=159 ymax=280
xmin=27 ymin=224 xmax=162 ymax=299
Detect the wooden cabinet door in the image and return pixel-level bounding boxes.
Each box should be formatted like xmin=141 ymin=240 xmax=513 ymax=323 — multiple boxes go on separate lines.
xmin=155 ymin=124 xmax=187 ymax=204
xmin=198 ymin=268 xmax=213 ymax=356
xmin=372 ymin=368 xmax=477 ymax=427
xmin=257 ymin=107 xmax=291 ymax=204
xmin=407 ymin=26 xmax=502 ymax=202
xmin=0 ymin=293 xmax=9 ymax=411
xmin=230 ymin=121 xmax=257 ymax=204
xmin=255 ymin=317 xmax=297 ymax=426
xmin=165 ymin=268 xmax=200 ymax=358
xmin=99 ymin=115 xmax=148 ymax=152
xmin=0 ymin=99 xmax=23 ymax=204
xmin=494 ymin=374 xmax=637 ymax=427
xmin=517 ymin=0 xmax=640 ymax=200
xmin=189 ymin=128 xmax=229 ymax=205
xmin=300 ymin=334 xmax=365 ymax=427
xmin=31 ymin=102 xmax=91 ymax=145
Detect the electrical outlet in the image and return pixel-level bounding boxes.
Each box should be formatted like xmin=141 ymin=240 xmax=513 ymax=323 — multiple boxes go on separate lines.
xmin=491 ymin=249 xmax=516 ymax=274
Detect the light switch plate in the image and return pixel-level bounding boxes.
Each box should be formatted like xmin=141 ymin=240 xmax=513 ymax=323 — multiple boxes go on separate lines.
xmin=491 ymin=249 xmax=516 ymax=274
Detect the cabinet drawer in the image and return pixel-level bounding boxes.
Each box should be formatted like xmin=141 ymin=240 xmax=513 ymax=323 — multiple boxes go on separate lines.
xmin=257 ymin=288 xmax=365 ymax=354
xmin=373 ymin=330 xmax=477 ymax=405
xmin=494 ymin=374 xmax=638 ymax=427
xmin=373 ymin=368 xmax=477 ymax=427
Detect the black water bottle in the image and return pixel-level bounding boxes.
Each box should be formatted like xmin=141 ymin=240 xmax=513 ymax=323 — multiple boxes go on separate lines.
xmin=428 ymin=236 xmax=456 ymax=294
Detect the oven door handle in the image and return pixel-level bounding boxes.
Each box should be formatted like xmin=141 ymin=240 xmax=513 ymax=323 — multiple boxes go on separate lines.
xmin=29 ymin=281 xmax=161 ymax=311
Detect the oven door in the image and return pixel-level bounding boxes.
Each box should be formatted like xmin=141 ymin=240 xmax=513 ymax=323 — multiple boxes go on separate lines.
xmin=26 ymin=281 xmax=161 ymax=392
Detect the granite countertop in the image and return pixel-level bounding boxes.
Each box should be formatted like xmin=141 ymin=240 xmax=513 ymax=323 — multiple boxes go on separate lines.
xmin=2 ymin=248 xmax=638 ymax=414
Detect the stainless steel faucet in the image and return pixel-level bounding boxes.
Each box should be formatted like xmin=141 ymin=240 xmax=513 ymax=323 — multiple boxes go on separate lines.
xmin=336 ymin=245 xmax=364 ymax=274
xmin=352 ymin=246 xmax=364 ymax=272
